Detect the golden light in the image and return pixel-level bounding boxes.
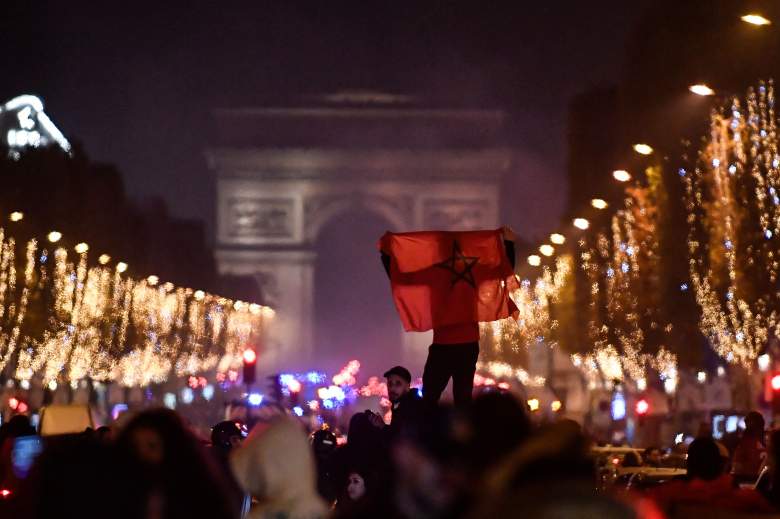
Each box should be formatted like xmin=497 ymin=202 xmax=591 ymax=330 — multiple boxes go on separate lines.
xmin=689 ymin=84 xmax=715 ymax=96
xmin=47 ymin=231 xmax=62 ymax=243
xmin=194 ymin=290 xmax=206 ymax=301
xmin=633 ymin=143 xmax=654 ymax=155
xmin=74 ymin=242 xmax=89 ymax=254
xmin=163 ymin=282 xmax=174 ymax=292
xmin=573 ymin=218 xmax=590 ymax=230
xmin=539 ymin=244 xmax=554 ymax=257
xmin=146 ymin=275 xmax=159 ymax=286
xmin=527 ymin=398 xmax=540 ymax=412
xmin=613 ymin=169 xmax=632 ymax=182
xmin=261 ymin=307 xmax=276 ymax=318
xmin=98 ymin=254 xmax=111 ymax=265
xmin=9 ymin=212 xmax=23 ymax=222
xmin=550 ymin=233 xmax=565 ymax=245
xmin=742 ymin=14 xmax=771 ymax=26
xmin=527 ymin=254 xmax=542 ymax=267
xmin=115 ymin=262 xmax=128 ymax=273
xmin=233 ymin=300 xmax=245 ymax=311
xmin=551 ymin=400 xmax=562 ymax=412
xmin=249 ymin=303 xmax=262 ymax=315
xmin=591 ymin=198 xmax=608 ymax=210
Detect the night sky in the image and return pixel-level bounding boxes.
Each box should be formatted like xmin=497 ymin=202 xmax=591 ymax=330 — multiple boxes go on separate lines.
xmin=1 ymin=2 xmax=644 ymax=241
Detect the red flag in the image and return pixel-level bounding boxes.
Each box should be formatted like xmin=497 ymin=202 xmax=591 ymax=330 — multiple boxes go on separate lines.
xmin=379 ymin=229 xmax=519 ymax=332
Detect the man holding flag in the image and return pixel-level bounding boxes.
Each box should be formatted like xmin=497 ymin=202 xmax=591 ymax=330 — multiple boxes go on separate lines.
xmin=379 ymin=226 xmax=517 ymax=408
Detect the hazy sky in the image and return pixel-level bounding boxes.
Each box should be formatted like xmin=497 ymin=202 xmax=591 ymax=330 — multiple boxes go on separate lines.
xmin=1 ymin=1 xmax=643 ymax=241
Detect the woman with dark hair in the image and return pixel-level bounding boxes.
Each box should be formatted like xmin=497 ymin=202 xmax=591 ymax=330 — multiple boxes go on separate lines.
xmin=115 ymin=408 xmax=236 ymax=519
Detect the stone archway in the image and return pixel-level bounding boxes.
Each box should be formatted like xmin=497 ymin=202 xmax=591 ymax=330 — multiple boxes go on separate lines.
xmin=207 ymin=105 xmax=510 ymax=375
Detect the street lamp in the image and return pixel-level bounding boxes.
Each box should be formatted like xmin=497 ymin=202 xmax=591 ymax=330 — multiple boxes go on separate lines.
xmin=573 ymin=218 xmax=590 ymax=230
xmin=9 ymin=212 xmax=23 ymax=222
xmin=613 ymin=170 xmax=632 ymax=182
xmin=742 ymin=14 xmax=771 ymax=26
xmin=47 ymin=231 xmax=62 ymax=243
xmin=527 ymin=255 xmax=541 ymax=267
xmin=116 ymin=262 xmax=128 ymax=273
xmin=539 ymin=244 xmax=554 ymax=257
xmin=689 ymin=84 xmax=715 ymax=96
xmin=633 ymin=143 xmax=654 ymax=155
xmin=591 ymin=199 xmax=608 ymax=210
xmin=98 ymin=254 xmax=111 ymax=265
xmin=147 ymin=275 xmax=159 ymax=286
xmin=74 ymin=242 xmax=89 ymax=254
xmin=550 ymin=233 xmax=565 ymax=245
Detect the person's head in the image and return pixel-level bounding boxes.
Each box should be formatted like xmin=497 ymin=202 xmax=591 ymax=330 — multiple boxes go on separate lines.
xmin=95 ymin=426 xmax=113 ymax=443
xmin=311 ymin=428 xmax=337 ymax=458
xmin=468 ymin=391 xmax=532 ymax=472
xmin=643 ymin=447 xmax=662 ymax=466
xmin=383 ymin=366 xmax=412 ymax=404
xmin=745 ymin=411 xmax=765 ymax=437
xmin=116 ymin=408 xmax=201 ymax=468
xmin=622 ymin=451 xmax=641 ymax=468
xmin=346 ymin=472 xmax=367 ymax=501
xmin=686 ymin=437 xmax=724 ymax=480
xmin=211 ymin=421 xmax=242 ymax=451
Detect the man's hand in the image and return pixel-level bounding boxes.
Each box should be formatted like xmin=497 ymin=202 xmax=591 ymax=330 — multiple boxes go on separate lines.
xmin=366 ymin=411 xmax=386 ymax=429
xmin=501 ymin=225 xmax=517 ymax=242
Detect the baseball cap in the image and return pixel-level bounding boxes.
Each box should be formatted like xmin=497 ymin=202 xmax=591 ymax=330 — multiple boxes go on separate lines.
xmin=383 ymin=365 xmax=412 ymax=383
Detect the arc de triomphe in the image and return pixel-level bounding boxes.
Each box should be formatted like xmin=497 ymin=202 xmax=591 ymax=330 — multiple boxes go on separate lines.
xmin=206 ymin=95 xmax=512 ymax=374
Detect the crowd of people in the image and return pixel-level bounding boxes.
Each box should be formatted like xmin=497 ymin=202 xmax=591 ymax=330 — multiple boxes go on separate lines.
xmin=1 ymin=362 xmax=780 ymax=518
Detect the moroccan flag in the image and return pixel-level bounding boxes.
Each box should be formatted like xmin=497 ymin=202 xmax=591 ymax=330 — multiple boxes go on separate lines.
xmin=379 ymin=229 xmax=519 ymax=332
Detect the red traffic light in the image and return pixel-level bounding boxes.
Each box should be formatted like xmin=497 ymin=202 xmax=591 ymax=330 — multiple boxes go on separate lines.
xmin=242 ymin=349 xmax=257 ymax=364
xmin=771 ymin=374 xmax=780 ymax=391
xmin=636 ymin=398 xmax=650 ymax=416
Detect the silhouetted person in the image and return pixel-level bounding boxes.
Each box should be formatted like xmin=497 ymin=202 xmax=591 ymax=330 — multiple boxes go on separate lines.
xmin=467 ymin=391 xmax=531 ymax=475
xmin=311 ymin=428 xmax=338 ymax=503
xmin=648 ymin=437 xmax=771 ymax=514
xmin=210 ymin=420 xmax=246 ymax=515
xmin=732 ymin=411 xmax=766 ymax=484
xmin=380 ymin=227 xmax=516 ymax=409
xmin=115 ymin=408 xmax=235 ymax=519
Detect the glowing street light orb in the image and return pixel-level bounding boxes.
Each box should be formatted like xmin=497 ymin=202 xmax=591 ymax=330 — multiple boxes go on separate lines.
xmin=527 ymin=254 xmax=542 ymax=267
xmin=115 ymin=262 xmax=128 ymax=273
xmin=146 ymin=275 xmax=159 ymax=286
xmin=633 ymin=143 xmax=654 ymax=155
xmin=551 ymin=400 xmax=562 ymax=412
xmin=573 ymin=218 xmax=590 ymax=230
xmin=9 ymin=211 xmax=23 ymax=222
xmin=613 ymin=170 xmax=632 ymax=182
xmin=47 ymin=231 xmax=62 ymax=243
xmin=194 ymin=290 xmax=205 ymax=301
xmin=74 ymin=242 xmax=89 ymax=254
xmin=742 ymin=14 xmax=771 ymax=26
xmin=98 ymin=254 xmax=111 ymax=265
xmin=772 ymin=374 xmax=780 ymax=391
xmin=527 ymin=398 xmax=540 ymax=412
xmin=591 ymin=198 xmax=608 ymax=210
xmin=689 ymin=84 xmax=715 ymax=96
xmin=697 ymin=371 xmax=706 ymax=383
xmin=550 ymin=233 xmax=565 ymax=245
xmin=539 ymin=244 xmax=554 ymax=257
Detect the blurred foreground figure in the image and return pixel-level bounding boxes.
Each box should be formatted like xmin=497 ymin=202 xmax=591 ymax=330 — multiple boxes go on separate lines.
xmin=211 ymin=420 xmax=248 ymax=515
xmin=648 ymin=437 xmax=771 ymax=515
xmin=231 ymin=416 xmax=327 ymax=519
xmin=470 ymin=420 xmax=662 ymax=519
xmin=116 ymin=408 xmax=236 ymax=519
xmin=732 ymin=411 xmax=766 ymax=484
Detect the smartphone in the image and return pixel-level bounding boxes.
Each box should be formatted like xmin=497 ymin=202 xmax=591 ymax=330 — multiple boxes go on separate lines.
xmin=12 ymin=435 xmax=43 ymax=479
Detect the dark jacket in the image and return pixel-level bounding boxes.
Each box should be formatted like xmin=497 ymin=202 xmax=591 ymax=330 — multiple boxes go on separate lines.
xmin=389 ymin=389 xmax=425 ymax=437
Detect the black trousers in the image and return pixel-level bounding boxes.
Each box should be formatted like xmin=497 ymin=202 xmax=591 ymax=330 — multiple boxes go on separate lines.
xmin=422 ymin=342 xmax=479 ymax=409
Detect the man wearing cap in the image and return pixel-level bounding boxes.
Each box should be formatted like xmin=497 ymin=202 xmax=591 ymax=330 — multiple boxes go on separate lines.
xmin=367 ymin=366 xmax=423 ymax=436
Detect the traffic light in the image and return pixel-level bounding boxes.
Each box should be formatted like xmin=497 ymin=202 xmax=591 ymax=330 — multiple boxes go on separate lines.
xmin=242 ymin=348 xmax=257 ymax=386
xmin=635 ymin=398 xmax=650 ymax=416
